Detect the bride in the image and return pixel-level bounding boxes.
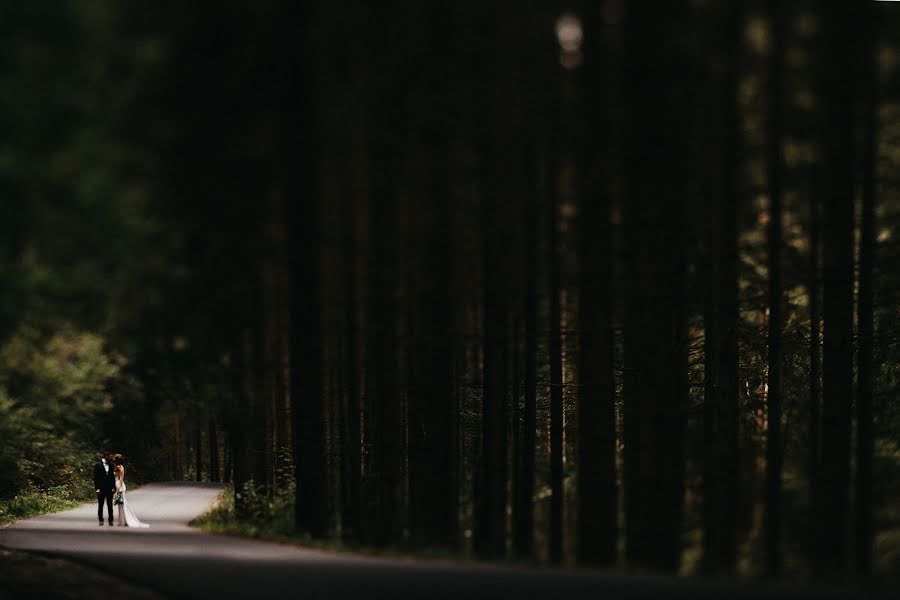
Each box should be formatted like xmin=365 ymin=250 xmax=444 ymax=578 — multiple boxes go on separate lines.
xmin=114 ymin=455 xmax=149 ymax=528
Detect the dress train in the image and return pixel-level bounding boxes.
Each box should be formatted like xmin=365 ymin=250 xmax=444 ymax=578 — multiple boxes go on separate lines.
xmin=121 ymin=498 xmax=149 ymax=528
xmin=115 ymin=466 xmax=150 ymax=528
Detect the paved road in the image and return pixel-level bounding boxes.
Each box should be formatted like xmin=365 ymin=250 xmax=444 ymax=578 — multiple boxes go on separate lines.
xmin=0 ymin=483 xmax=881 ymax=600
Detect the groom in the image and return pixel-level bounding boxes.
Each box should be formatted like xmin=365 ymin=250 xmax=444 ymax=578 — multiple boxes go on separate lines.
xmin=93 ymin=452 xmax=116 ymax=526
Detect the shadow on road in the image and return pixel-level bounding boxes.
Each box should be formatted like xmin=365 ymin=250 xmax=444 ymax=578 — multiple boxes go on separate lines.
xmin=0 ymin=483 xmax=885 ymax=600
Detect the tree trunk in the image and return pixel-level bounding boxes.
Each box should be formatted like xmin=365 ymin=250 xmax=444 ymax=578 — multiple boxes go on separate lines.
xmin=419 ymin=3 xmax=458 ymax=551
xmin=262 ymin=207 xmax=280 ymax=493
xmin=288 ymin=216 xmax=327 ymax=537
xmin=514 ymin=127 xmax=538 ymax=562
xmin=807 ymin=177 xmax=822 ymax=562
xmin=702 ymin=0 xmax=741 ymax=577
xmin=815 ymin=0 xmax=858 ymax=578
xmin=369 ymin=150 xmax=402 ymax=547
xmin=340 ymin=182 xmax=361 ymax=542
xmin=368 ymin=34 xmax=404 ymax=548
xmin=548 ymin=153 xmax=564 ymax=566
xmin=623 ymin=0 xmax=689 ymax=573
xmin=194 ymin=427 xmax=202 ymax=482
xmin=231 ymin=331 xmax=254 ymax=516
xmin=574 ymin=0 xmax=617 ymax=568
xmin=473 ymin=6 xmax=510 ymax=561
xmin=274 ymin=191 xmax=292 ymax=477
xmin=702 ymin=181 xmax=720 ymax=571
xmin=476 ymin=154 xmax=510 ymax=560
xmin=815 ymin=0 xmax=859 ymax=578
xmin=223 ymin=432 xmax=232 ymax=485
xmin=284 ymin=1 xmax=328 ymax=539
xmin=208 ymin=419 xmax=219 ymax=483
xmin=855 ymin=1 xmax=877 ymax=577
xmin=764 ymin=0 xmax=786 ymax=577
xmin=421 ymin=201 xmax=458 ymax=549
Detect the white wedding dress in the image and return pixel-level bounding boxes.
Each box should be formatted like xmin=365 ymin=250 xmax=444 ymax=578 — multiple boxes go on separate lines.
xmin=115 ymin=467 xmax=149 ymax=528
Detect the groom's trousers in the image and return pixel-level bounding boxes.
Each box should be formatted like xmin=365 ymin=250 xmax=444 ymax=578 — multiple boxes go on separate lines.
xmin=97 ymin=490 xmax=114 ymax=523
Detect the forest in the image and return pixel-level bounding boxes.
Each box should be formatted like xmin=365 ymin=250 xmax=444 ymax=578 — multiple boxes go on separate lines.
xmin=1 ymin=0 xmax=899 ymax=588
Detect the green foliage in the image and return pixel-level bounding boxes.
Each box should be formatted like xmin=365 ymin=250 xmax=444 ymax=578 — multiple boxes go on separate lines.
xmin=193 ymin=479 xmax=296 ymax=539
xmin=0 ymin=485 xmax=91 ymax=527
xmin=193 ymin=449 xmax=297 ymax=537
xmin=1 ymin=327 xmax=121 ymax=419
xmin=0 ymin=326 xmax=124 ymax=501
xmin=0 ymin=0 xmax=160 ymax=506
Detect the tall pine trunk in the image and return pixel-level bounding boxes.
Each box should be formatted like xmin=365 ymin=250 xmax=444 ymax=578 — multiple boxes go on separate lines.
xmin=476 ymin=173 xmax=510 ymax=559
xmin=340 ymin=170 xmax=361 ymax=541
xmin=623 ymin=0 xmax=689 ymax=572
xmin=548 ymin=144 xmax=564 ymax=566
xmin=815 ymin=0 xmax=858 ymax=577
xmin=473 ymin=5 xmax=510 ymax=560
xmin=511 ymin=5 xmax=545 ymax=561
xmin=514 ymin=119 xmax=538 ymax=561
xmin=208 ymin=419 xmax=219 ymax=483
xmin=369 ymin=117 xmax=402 ymax=548
xmin=365 ymin=2 xmax=406 ymax=548
xmin=419 ymin=0 xmax=458 ymax=550
xmin=702 ymin=0 xmax=741 ymax=576
xmin=855 ymin=0 xmax=877 ymax=577
xmin=194 ymin=427 xmax=202 ymax=482
xmin=576 ymin=1 xmax=617 ymax=567
xmin=285 ymin=0 xmax=328 ymax=539
xmin=807 ymin=178 xmax=822 ymax=562
xmin=231 ymin=330 xmax=253 ymax=515
xmin=764 ymin=0 xmax=786 ymax=577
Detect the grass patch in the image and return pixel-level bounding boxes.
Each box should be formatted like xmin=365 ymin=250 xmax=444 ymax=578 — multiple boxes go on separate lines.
xmin=191 ymin=485 xmax=363 ymax=555
xmin=191 ymin=482 xmax=296 ymax=541
xmin=0 ymin=484 xmax=92 ymax=527
xmin=190 ymin=483 xmax=470 ymax=561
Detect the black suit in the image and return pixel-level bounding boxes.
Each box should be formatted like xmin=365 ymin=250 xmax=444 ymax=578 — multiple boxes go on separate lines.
xmin=93 ymin=460 xmax=116 ymax=523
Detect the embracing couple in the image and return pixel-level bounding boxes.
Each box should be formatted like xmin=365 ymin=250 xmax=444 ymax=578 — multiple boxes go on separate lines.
xmin=93 ymin=453 xmax=149 ymax=528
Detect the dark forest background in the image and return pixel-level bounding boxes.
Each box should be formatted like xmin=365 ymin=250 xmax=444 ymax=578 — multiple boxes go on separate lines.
xmin=1 ymin=0 xmax=899 ymax=587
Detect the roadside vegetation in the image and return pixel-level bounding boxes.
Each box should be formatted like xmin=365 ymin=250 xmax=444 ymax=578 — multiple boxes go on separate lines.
xmin=0 ymin=485 xmax=91 ymax=528
xmin=192 ymin=482 xmax=295 ymax=542
xmin=0 ymin=330 xmax=129 ymax=527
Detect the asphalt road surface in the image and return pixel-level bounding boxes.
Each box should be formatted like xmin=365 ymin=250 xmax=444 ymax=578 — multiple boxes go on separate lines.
xmin=0 ymin=483 xmax=882 ymax=600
